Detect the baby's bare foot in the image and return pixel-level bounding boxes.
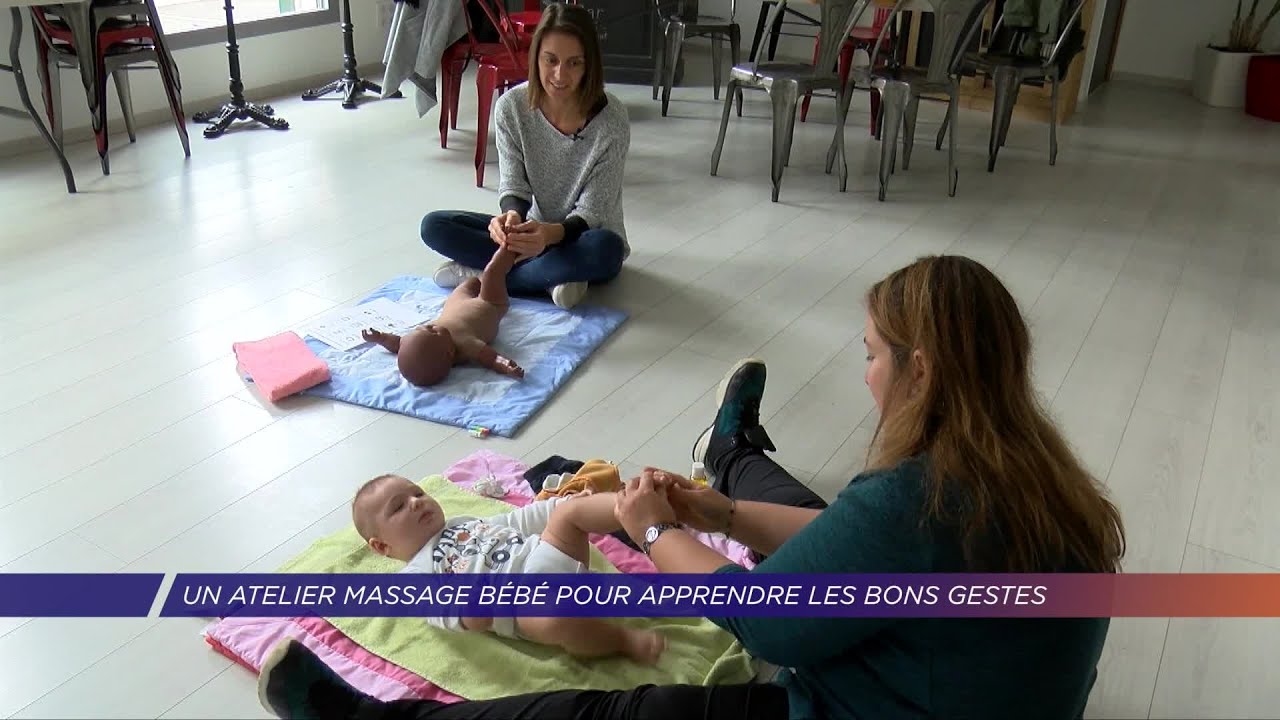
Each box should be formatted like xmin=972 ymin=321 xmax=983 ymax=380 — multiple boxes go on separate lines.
xmin=623 ymin=629 xmax=666 ymax=666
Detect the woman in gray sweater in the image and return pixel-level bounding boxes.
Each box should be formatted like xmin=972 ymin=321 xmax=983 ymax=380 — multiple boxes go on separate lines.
xmin=420 ymin=3 xmax=630 ymax=310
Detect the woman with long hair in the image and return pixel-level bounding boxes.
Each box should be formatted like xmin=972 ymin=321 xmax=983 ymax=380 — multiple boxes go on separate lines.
xmin=258 ymin=255 xmax=1125 ymax=719
xmin=419 ymin=3 xmax=629 ymax=310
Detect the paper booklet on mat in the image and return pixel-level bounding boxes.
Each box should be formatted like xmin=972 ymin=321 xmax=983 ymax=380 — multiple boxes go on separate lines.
xmin=299 ymin=297 xmax=431 ymax=351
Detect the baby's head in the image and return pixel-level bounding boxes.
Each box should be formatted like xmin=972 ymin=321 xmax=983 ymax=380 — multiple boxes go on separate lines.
xmin=352 ymin=474 xmax=445 ymax=562
xmin=398 ymin=325 xmax=456 ymax=387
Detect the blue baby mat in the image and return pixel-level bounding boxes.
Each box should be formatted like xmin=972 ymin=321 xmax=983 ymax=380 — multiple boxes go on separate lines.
xmin=299 ymin=276 xmax=627 ymax=437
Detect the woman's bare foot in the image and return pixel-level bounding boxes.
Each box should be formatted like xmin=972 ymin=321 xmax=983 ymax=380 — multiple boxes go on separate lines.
xmin=622 ymin=628 xmax=666 ymax=665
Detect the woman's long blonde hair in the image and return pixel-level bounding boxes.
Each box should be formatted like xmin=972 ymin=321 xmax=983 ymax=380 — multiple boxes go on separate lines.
xmin=866 ymin=255 xmax=1125 ymax=574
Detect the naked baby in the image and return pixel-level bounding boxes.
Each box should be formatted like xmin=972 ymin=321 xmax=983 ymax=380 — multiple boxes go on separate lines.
xmin=351 ymin=474 xmax=667 ymax=665
xmin=362 ymin=247 xmax=524 ymax=387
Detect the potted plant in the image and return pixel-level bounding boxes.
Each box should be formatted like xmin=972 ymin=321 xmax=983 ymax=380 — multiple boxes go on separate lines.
xmin=1193 ymin=0 xmax=1280 ymax=107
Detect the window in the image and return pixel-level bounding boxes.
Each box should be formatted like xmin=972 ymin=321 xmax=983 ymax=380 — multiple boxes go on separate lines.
xmin=158 ymin=0 xmax=336 ymax=48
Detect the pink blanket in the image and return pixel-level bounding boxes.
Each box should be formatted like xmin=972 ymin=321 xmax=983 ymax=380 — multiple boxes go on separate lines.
xmin=204 ymin=451 xmax=756 ymax=702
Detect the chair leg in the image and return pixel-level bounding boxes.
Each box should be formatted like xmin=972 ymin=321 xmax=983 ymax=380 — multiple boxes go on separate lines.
xmin=902 ymin=92 xmax=918 ymax=171
xmin=439 ymin=61 xmax=452 ymax=148
xmin=112 ymin=69 xmax=136 ymax=143
xmin=799 ymin=34 xmax=820 ymax=122
xmin=93 ymin=51 xmax=110 ymax=175
xmin=825 ymin=77 xmax=854 ymax=175
xmin=767 ymin=3 xmax=783 ymax=61
xmin=988 ymin=65 xmax=1020 ymax=172
xmin=652 ymin=20 xmax=665 ymax=100
xmin=834 ymin=82 xmax=850 ymax=191
xmin=729 ymin=23 xmax=743 ymax=115
xmin=475 ymin=65 xmax=498 ymax=188
xmin=1049 ymin=72 xmax=1059 ymax=166
xmin=936 ymin=109 xmax=949 ymax=150
xmin=947 ymin=87 xmax=959 ymax=197
xmin=782 ymin=101 xmax=797 ymax=167
xmin=661 ymin=23 xmax=685 ymax=116
xmin=876 ymin=82 xmax=907 ymax=201
xmin=834 ymin=40 xmax=855 ymax=122
xmin=710 ymin=78 xmax=737 ymax=176
xmin=155 ymin=56 xmax=190 ymax=157
xmin=711 ymin=35 xmax=723 ymax=100
xmin=769 ymin=82 xmax=798 ymax=202
xmin=34 ymin=36 xmax=62 ymax=148
xmin=449 ymin=61 xmax=464 ymax=130
xmin=747 ymin=2 xmax=770 ymax=65
xmin=870 ymin=88 xmax=880 ymax=137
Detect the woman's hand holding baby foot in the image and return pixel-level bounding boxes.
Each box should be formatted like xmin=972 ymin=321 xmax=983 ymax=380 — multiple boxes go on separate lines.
xmin=645 ymin=467 xmax=733 ymax=534
xmin=622 ymin=629 xmax=666 ymax=666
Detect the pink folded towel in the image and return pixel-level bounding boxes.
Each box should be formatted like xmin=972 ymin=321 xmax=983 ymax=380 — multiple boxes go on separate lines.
xmin=233 ymin=331 xmax=331 ymax=403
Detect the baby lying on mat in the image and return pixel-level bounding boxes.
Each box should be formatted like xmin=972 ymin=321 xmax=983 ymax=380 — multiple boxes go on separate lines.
xmin=361 ymin=246 xmax=524 ymax=387
xmin=352 ymin=474 xmax=667 ymax=665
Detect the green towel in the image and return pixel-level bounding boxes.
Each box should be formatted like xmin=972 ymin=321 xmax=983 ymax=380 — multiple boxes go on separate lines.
xmin=278 ymin=475 xmax=755 ymax=700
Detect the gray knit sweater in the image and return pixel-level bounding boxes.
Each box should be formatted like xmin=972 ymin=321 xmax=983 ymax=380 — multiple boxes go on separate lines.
xmin=494 ymin=84 xmax=630 ymax=257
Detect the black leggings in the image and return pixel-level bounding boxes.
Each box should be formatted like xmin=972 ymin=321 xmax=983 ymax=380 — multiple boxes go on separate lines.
xmin=352 ymin=447 xmax=823 ymax=720
xmin=712 ymin=446 xmax=829 ymax=511
xmin=354 ymin=684 xmax=788 ymax=720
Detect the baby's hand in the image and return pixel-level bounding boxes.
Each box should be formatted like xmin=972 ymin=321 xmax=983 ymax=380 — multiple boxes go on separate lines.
xmin=495 ymin=356 xmax=525 ymax=380
xmin=361 ymin=328 xmax=382 ymax=342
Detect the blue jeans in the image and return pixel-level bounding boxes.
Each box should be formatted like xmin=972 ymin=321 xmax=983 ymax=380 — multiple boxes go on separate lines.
xmin=420 ymin=210 xmax=626 ymax=296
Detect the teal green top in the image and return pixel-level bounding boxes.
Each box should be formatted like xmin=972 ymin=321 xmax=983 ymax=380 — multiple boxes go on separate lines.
xmin=711 ymin=458 xmax=1107 ymax=720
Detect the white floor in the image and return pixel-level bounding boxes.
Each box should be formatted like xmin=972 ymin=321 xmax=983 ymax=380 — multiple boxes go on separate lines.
xmin=2 ymin=61 xmax=1279 ymax=719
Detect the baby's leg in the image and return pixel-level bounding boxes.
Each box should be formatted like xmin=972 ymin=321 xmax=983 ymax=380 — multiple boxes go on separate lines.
xmin=478 ymin=247 xmax=520 ymax=306
xmin=515 ymin=617 xmax=665 ymax=665
xmin=453 ymin=277 xmax=482 ymax=298
xmin=539 ymin=493 xmax=621 ymax=566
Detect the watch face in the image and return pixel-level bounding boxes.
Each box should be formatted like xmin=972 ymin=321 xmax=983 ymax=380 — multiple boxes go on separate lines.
xmin=645 ymin=526 xmax=660 ymax=544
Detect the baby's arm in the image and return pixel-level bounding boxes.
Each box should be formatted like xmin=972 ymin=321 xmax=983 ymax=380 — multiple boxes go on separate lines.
xmin=362 ymin=328 xmax=401 ymax=354
xmin=486 ymin=498 xmax=562 ymax=537
xmin=457 ymin=337 xmax=525 ymax=379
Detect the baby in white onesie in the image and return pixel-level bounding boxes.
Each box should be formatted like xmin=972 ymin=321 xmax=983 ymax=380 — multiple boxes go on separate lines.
xmin=351 ymin=474 xmax=666 ymax=665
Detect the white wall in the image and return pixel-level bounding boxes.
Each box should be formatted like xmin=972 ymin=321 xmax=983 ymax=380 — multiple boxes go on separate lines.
xmin=0 ymin=0 xmax=388 ymax=146
xmin=1112 ymin=0 xmax=1280 ymax=83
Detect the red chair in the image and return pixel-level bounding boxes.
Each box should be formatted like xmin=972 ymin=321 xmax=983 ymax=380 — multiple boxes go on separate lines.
xmin=506 ymin=0 xmax=543 ymax=35
xmin=30 ymin=0 xmax=187 ymax=175
xmin=437 ymin=0 xmax=532 ymax=150
xmin=799 ymin=5 xmax=895 ymax=134
xmin=468 ymin=0 xmax=530 ymax=187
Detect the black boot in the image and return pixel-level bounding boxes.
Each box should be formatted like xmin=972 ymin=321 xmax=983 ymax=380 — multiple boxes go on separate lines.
xmin=257 ymin=639 xmax=366 ymax=719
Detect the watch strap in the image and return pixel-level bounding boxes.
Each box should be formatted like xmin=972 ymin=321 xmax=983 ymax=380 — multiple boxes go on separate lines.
xmin=641 ymin=523 xmax=681 ymax=556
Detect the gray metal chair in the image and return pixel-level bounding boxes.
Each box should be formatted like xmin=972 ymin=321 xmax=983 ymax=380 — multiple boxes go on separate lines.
xmin=952 ymin=0 xmax=1087 ymax=171
xmin=710 ymin=0 xmax=871 ymax=202
xmin=831 ymin=0 xmax=989 ymax=201
xmin=652 ymin=0 xmax=742 ymax=117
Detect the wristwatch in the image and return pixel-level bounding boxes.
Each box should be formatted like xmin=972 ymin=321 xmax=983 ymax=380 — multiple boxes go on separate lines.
xmin=642 ymin=523 xmax=681 ymax=556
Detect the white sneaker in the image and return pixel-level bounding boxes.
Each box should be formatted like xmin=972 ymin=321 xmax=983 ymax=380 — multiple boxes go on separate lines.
xmin=551 ymin=281 xmax=588 ymax=309
xmin=432 ymin=261 xmax=481 ymax=289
